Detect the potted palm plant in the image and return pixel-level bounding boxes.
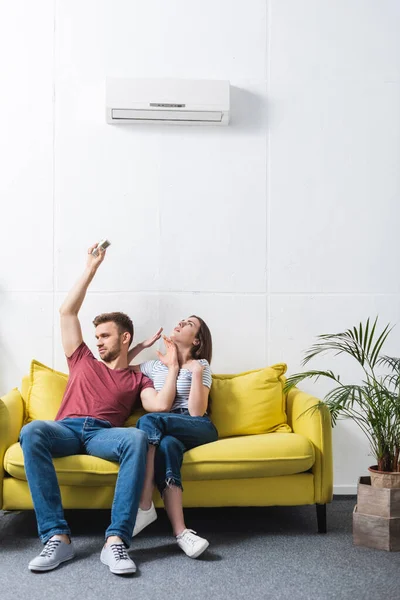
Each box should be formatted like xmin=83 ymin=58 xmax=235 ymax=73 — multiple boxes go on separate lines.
xmin=284 ymin=317 xmax=400 ymax=487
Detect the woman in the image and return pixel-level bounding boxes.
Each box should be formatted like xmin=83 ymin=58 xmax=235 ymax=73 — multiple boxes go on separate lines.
xmin=128 ymin=315 xmax=218 ymax=558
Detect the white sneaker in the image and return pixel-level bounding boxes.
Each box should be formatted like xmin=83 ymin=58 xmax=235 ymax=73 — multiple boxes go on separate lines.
xmin=100 ymin=543 xmax=137 ymax=575
xmin=176 ymin=529 xmax=209 ymax=558
xmin=132 ymin=502 xmax=157 ymax=537
xmin=28 ymin=538 xmax=75 ymax=572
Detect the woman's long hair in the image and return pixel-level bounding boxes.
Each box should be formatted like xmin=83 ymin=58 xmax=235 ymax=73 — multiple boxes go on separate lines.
xmin=189 ymin=315 xmax=212 ymax=364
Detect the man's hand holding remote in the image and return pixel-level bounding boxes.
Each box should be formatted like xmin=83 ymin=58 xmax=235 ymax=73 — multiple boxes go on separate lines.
xmin=87 ymin=242 xmax=108 ymax=271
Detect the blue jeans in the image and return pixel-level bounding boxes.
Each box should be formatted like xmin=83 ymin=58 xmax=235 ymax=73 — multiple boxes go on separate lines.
xmin=19 ymin=417 xmax=148 ymax=547
xmin=136 ymin=411 xmax=218 ymax=495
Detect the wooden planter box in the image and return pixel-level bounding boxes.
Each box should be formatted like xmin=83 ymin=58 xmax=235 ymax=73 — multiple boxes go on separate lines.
xmin=353 ymin=476 xmax=400 ymax=551
xmin=357 ymin=476 xmax=400 ymax=518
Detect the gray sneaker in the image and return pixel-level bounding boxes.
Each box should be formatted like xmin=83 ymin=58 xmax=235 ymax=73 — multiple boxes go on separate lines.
xmin=28 ymin=538 xmax=75 ymax=572
xmin=100 ymin=543 xmax=137 ymax=575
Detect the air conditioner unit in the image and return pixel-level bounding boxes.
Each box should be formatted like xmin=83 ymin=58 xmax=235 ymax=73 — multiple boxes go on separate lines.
xmin=106 ymin=78 xmax=230 ymax=126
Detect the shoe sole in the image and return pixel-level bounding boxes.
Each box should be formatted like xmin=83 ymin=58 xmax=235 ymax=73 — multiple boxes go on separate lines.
xmin=182 ymin=540 xmax=210 ymax=559
xmin=132 ymin=513 xmax=158 ymax=537
xmin=100 ymin=556 xmax=136 ymax=574
xmin=28 ymin=553 xmax=75 ymax=572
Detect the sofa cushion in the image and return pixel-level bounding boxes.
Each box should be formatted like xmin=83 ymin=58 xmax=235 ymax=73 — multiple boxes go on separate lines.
xmin=5 ymin=443 xmax=120 ymax=486
xmin=210 ymin=364 xmax=291 ymax=438
xmin=4 ymin=433 xmax=314 ymax=485
xmin=26 ymin=360 xmax=68 ymax=422
xmin=181 ymin=433 xmax=314 ymax=480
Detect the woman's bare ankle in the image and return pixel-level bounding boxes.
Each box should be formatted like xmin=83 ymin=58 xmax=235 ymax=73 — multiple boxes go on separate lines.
xmin=173 ymin=524 xmax=186 ymax=537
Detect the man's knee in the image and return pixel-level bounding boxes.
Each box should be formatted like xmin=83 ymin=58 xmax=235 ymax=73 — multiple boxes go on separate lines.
xmin=122 ymin=427 xmax=148 ymax=450
xmin=20 ymin=420 xmax=48 ymax=445
xmin=135 ymin=428 xmax=148 ymax=446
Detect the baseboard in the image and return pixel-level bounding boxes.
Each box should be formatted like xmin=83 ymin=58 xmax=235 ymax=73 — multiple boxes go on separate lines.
xmin=333 ymin=484 xmax=357 ymax=495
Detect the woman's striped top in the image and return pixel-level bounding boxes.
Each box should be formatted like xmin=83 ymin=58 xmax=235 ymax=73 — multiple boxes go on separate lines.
xmin=140 ymin=359 xmax=212 ymax=411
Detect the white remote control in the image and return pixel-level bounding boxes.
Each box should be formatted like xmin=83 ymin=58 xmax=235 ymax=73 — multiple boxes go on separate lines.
xmin=92 ymin=239 xmax=111 ymax=256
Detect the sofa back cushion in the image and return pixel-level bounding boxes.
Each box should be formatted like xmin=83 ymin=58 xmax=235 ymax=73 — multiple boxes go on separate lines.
xmin=210 ymin=364 xmax=291 ymax=438
xmin=26 ymin=360 xmax=69 ymax=422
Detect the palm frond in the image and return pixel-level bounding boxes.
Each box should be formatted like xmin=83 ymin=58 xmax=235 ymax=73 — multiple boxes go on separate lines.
xmin=345 ymin=327 xmax=364 ymax=364
xmin=370 ymin=323 xmax=393 ymax=367
xmin=365 ymin=316 xmax=377 ymax=357
xmin=381 ymin=373 xmax=400 ymax=391
xmin=377 ymin=355 xmax=400 ymax=373
xmin=283 ymin=370 xmax=340 ymax=393
xmin=301 ymin=318 xmax=393 ymax=372
xmin=302 ymin=336 xmax=361 ymax=366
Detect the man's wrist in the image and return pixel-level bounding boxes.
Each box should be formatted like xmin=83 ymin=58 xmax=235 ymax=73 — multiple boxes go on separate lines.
xmin=85 ymin=265 xmax=98 ymax=277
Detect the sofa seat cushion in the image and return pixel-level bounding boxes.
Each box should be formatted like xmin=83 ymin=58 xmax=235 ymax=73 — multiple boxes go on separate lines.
xmin=181 ymin=433 xmax=315 ymax=480
xmin=4 ymin=443 xmax=120 ymax=486
xmin=4 ymin=433 xmax=315 ymax=486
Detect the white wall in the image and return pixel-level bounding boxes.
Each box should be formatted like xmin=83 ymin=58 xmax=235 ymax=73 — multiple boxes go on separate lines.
xmin=1 ymin=0 xmax=399 ymax=494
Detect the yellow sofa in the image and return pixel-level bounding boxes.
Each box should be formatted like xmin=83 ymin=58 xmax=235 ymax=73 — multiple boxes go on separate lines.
xmin=0 ymin=361 xmax=333 ymax=533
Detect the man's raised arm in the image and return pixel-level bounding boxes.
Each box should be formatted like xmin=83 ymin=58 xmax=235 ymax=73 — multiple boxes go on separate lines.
xmin=59 ymin=243 xmax=106 ymax=357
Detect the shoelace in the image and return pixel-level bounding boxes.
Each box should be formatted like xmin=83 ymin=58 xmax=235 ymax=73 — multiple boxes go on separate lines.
xmin=179 ymin=529 xmax=199 ymax=546
xmin=110 ymin=543 xmax=129 ymax=561
xmin=40 ymin=539 xmax=62 ymax=557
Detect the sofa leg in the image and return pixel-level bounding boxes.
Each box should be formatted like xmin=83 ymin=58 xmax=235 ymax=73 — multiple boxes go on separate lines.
xmin=316 ymin=503 xmax=327 ymax=533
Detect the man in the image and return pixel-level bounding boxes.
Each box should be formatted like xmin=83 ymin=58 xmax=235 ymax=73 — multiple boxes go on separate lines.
xmin=20 ymin=243 xmax=179 ymax=575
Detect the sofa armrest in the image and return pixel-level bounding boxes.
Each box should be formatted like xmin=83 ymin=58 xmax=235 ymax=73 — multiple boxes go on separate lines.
xmin=286 ymin=387 xmax=333 ymax=504
xmin=0 ymin=389 xmax=24 ymax=508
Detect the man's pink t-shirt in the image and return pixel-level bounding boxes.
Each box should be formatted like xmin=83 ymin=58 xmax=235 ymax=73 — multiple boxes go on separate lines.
xmin=55 ymin=342 xmax=154 ymax=427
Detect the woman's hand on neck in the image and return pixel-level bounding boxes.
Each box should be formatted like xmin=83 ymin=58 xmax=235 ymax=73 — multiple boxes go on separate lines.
xmin=175 ymin=343 xmax=193 ymax=368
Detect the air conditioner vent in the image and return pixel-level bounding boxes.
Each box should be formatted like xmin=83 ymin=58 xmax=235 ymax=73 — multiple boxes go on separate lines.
xmin=106 ymin=78 xmax=230 ymax=126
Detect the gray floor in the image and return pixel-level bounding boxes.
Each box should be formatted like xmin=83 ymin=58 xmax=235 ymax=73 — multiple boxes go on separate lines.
xmin=0 ymin=499 xmax=398 ymax=600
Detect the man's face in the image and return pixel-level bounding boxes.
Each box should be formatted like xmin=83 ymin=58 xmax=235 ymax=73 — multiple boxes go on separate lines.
xmin=95 ymin=321 xmax=123 ymax=363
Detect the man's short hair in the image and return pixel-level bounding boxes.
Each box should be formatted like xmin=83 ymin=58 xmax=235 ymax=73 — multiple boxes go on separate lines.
xmin=92 ymin=312 xmax=134 ymax=346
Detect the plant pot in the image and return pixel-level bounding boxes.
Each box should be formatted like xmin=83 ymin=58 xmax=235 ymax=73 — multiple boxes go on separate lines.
xmin=368 ymin=466 xmax=400 ymax=489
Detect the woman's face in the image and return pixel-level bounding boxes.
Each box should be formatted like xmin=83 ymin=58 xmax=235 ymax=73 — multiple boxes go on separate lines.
xmin=170 ymin=316 xmax=201 ymax=347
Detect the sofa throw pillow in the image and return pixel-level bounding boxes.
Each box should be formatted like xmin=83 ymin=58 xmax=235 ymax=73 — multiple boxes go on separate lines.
xmin=26 ymin=360 xmax=69 ymax=422
xmin=210 ymin=363 xmax=291 ymax=438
